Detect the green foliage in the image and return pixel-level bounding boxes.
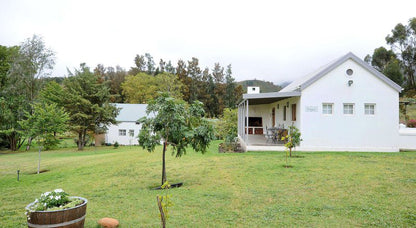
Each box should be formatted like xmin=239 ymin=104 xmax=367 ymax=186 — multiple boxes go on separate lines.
xmin=138 ymin=93 xmax=214 ymax=184
xmin=19 ymin=102 xmax=69 ymax=150
xmin=139 ymin=93 xmax=214 ymax=157
xmin=282 ymin=125 xmax=302 ymax=160
xmin=386 ymin=17 xmax=416 ymax=90
xmin=122 ymin=72 xmax=183 ymax=103
xmin=157 ymin=181 xmax=173 ymax=227
xmin=114 ymin=141 xmax=119 ymax=149
xmin=26 ymin=189 xmax=70 ymax=212
xmin=59 ymin=63 xmax=119 ymax=150
xmin=216 ymin=108 xmax=238 ymax=143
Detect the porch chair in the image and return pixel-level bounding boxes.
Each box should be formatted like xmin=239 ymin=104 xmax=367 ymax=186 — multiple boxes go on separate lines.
xmin=265 ymin=126 xmax=274 ymax=144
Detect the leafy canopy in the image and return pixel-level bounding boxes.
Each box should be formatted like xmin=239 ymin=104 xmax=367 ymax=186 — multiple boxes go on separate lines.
xmin=138 ymin=93 xmax=213 ymax=157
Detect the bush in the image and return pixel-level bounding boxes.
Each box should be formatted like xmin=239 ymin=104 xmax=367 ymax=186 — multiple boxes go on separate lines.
xmin=407 ymin=119 xmax=416 ymax=128
xmin=216 ymin=108 xmax=238 ymax=143
xmin=114 ymin=141 xmax=119 ymax=148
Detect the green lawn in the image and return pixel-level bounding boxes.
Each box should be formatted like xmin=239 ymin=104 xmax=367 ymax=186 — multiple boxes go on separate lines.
xmin=1 ymin=142 xmax=415 ymax=227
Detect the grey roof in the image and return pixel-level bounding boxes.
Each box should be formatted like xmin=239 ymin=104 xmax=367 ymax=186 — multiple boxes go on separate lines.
xmin=242 ymin=91 xmax=301 ymax=105
xmin=112 ymin=103 xmax=149 ymax=122
xmin=280 ymin=52 xmax=403 ymax=93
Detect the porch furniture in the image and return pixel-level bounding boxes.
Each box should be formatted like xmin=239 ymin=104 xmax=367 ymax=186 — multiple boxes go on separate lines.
xmin=267 ymin=127 xmax=288 ymax=144
xmin=265 ymin=127 xmax=274 ymax=143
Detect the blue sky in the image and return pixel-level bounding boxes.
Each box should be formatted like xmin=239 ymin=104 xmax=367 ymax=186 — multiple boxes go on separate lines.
xmin=1 ymin=0 xmax=415 ymax=84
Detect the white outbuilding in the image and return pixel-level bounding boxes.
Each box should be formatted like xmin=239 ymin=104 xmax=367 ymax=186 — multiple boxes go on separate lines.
xmin=104 ymin=103 xmax=149 ymax=146
xmin=238 ymin=52 xmax=416 ymax=152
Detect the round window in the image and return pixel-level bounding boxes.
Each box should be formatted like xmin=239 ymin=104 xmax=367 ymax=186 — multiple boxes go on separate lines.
xmin=346 ymin=69 xmax=353 ymax=76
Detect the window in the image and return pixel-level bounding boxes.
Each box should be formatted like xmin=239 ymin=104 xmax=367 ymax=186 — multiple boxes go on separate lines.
xmin=365 ymin=104 xmax=375 ymax=115
xmin=283 ymin=106 xmax=287 ymax=121
xmin=129 ymin=129 xmax=134 ymax=137
xmin=343 ymin=103 xmax=354 ymax=115
xmin=119 ymin=129 xmax=126 ymax=136
xmin=291 ymin=104 xmax=297 ymax=121
xmin=322 ymin=103 xmax=333 ymax=115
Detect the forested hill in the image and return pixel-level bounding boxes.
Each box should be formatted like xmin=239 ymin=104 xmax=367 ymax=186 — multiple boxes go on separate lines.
xmin=237 ymin=79 xmax=283 ymax=93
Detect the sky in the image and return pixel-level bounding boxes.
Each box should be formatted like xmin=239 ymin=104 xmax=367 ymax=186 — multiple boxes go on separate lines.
xmin=1 ymin=0 xmax=415 ymax=85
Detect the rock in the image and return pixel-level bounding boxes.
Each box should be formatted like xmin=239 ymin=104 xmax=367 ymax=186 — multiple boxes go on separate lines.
xmin=98 ymin=217 xmax=119 ymax=228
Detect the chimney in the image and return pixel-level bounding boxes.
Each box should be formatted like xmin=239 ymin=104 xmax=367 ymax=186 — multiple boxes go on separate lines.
xmin=247 ymin=86 xmax=260 ymax=94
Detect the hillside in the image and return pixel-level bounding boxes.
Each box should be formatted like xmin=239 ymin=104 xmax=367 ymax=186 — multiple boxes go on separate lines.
xmin=237 ymin=79 xmax=283 ymax=93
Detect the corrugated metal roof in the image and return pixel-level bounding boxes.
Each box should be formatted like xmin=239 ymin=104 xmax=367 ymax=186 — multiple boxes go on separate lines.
xmin=112 ymin=103 xmax=149 ymax=122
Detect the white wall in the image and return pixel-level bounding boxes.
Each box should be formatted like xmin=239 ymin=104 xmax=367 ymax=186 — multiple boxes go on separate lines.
xmin=248 ymin=97 xmax=301 ymax=132
xmin=300 ymin=59 xmax=399 ymax=151
xmin=399 ymin=127 xmax=416 ymax=150
xmin=106 ymin=121 xmax=142 ymax=145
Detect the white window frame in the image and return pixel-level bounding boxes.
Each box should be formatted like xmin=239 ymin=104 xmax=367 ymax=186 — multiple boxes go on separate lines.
xmin=128 ymin=129 xmax=134 ymax=137
xmin=343 ymin=103 xmax=354 ymax=115
xmin=364 ymin=103 xmax=375 ymax=115
xmin=119 ymin=129 xmax=126 ymax=136
xmin=322 ymin=103 xmax=333 ymax=115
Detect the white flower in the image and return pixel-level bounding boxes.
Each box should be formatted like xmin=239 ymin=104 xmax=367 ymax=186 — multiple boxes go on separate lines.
xmin=49 ymin=195 xmax=53 ymax=199
xmin=54 ymin=189 xmax=64 ymax=193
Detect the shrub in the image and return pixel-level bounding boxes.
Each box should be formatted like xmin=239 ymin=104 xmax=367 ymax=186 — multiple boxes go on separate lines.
xmin=407 ymin=119 xmax=416 ymax=128
xmin=114 ymin=141 xmax=119 ymax=148
xmin=216 ymin=108 xmax=238 ymax=143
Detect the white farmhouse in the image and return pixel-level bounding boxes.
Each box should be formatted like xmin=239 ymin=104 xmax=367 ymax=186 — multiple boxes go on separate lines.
xmin=238 ymin=52 xmax=416 ymax=152
xmin=104 ymin=103 xmax=149 ymax=146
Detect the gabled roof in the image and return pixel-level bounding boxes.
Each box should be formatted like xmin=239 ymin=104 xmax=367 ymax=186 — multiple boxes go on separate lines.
xmin=112 ymin=103 xmax=148 ymax=122
xmin=280 ymin=52 xmax=402 ymax=93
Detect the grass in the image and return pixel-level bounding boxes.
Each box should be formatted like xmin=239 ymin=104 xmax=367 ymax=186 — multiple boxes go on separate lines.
xmin=1 ymin=141 xmax=415 ymax=227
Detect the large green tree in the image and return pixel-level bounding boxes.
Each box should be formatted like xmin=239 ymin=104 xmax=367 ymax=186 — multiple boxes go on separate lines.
xmin=138 ymin=93 xmax=214 ymax=185
xmin=386 ymin=17 xmax=416 ymax=90
xmin=365 ymin=47 xmax=404 ymax=86
xmin=0 ymin=35 xmax=55 ymax=151
xmin=122 ymin=72 xmax=183 ymax=103
xmin=59 ymin=63 xmax=119 ymax=150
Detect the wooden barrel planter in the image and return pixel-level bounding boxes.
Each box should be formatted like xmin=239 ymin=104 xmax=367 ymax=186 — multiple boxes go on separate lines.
xmin=26 ymin=196 xmax=87 ymax=228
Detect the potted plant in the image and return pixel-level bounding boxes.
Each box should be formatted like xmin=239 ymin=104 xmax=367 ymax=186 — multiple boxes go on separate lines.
xmin=25 ymin=189 xmax=87 ymax=228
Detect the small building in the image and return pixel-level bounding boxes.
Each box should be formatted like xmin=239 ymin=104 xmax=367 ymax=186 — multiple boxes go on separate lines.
xmin=238 ymin=52 xmax=416 ymax=152
xmin=104 ymin=103 xmax=149 ymax=146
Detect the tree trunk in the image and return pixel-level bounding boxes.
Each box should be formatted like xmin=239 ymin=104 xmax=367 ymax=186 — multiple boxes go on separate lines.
xmin=37 ymin=146 xmax=41 ymax=174
xmin=157 ymin=196 xmax=166 ymax=228
xmin=26 ymin=137 xmax=32 ymax=151
xmin=78 ymin=132 xmax=83 ymax=151
xmin=161 ymin=141 xmax=167 ymax=186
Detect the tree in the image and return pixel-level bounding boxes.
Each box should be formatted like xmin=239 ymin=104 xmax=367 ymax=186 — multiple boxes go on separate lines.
xmin=365 ymin=47 xmax=403 ymax=86
xmin=19 ymin=102 xmax=68 ymax=173
xmin=121 ymin=72 xmax=184 ymax=103
xmin=386 ymin=17 xmax=416 ymax=90
xmin=0 ymin=35 xmax=54 ymax=151
xmin=224 ymin=64 xmax=237 ymax=108
xmin=145 ymin=53 xmax=155 ymax=75
xmin=187 ymin=57 xmax=202 ymax=103
xmin=61 ymin=63 xmax=119 ymax=150
xmin=0 ymin=45 xmax=20 ymax=150
xmin=383 ymin=59 xmax=404 ymax=86
xmin=216 ymin=108 xmax=238 ymax=143
xmin=176 ymin=59 xmax=190 ymax=102
xmin=8 ymin=34 xmax=55 ymax=104
xmin=138 ymin=93 xmax=214 ymax=185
